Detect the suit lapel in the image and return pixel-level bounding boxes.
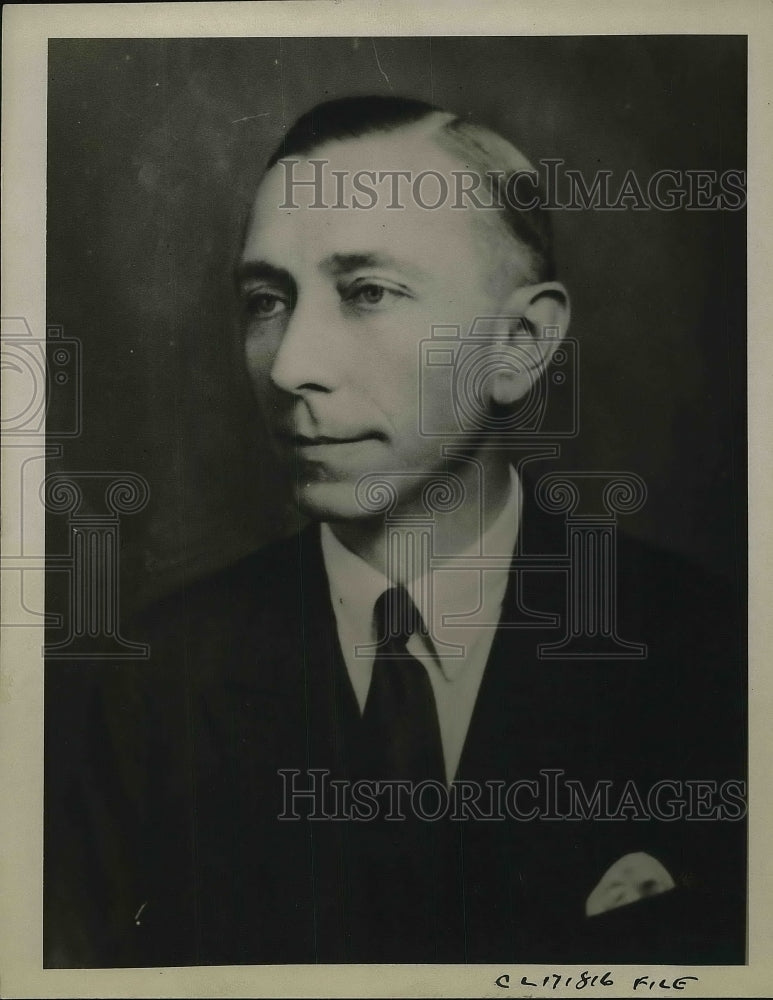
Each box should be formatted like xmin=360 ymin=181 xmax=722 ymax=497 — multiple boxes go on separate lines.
xmin=455 ymin=482 xmax=567 ymax=782
xmin=295 ymin=524 xmax=363 ymax=774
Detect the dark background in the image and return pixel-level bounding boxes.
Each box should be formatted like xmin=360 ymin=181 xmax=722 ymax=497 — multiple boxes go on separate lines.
xmin=46 ymin=36 xmax=747 ymax=614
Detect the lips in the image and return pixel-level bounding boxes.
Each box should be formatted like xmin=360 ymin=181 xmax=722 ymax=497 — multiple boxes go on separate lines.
xmin=294 ymin=433 xmax=379 ymax=446
xmin=275 ymin=430 xmax=385 ymax=447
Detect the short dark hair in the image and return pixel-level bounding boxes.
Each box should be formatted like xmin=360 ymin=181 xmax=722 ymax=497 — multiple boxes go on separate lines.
xmin=266 ymin=95 xmax=555 ymax=283
xmin=267 ymin=95 xmax=441 ymax=167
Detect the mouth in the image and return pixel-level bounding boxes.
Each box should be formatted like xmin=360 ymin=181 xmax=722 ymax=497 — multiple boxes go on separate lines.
xmin=276 ymin=431 xmax=385 ymax=448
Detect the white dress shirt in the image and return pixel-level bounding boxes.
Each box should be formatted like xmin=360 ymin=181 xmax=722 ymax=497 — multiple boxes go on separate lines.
xmin=320 ymin=466 xmax=521 ymax=783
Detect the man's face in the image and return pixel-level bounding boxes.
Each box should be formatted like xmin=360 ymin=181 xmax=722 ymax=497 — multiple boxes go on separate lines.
xmin=237 ymin=127 xmax=517 ymax=521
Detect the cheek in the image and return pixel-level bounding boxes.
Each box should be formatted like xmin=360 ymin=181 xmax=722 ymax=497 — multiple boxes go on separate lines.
xmin=368 ymin=305 xmax=481 ymax=435
xmin=243 ymin=331 xmax=276 ymax=381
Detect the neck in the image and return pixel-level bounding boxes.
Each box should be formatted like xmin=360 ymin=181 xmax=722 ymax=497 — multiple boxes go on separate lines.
xmin=327 ymin=450 xmax=514 ymax=581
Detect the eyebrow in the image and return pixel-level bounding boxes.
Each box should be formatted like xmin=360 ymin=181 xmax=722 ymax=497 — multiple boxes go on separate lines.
xmin=320 ymin=251 xmax=426 ymax=278
xmin=235 ymin=250 xmax=428 ymax=288
xmin=233 ymin=260 xmax=293 ymax=290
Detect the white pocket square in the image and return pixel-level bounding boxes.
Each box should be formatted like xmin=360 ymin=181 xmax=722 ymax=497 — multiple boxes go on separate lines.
xmin=585 ymin=852 xmax=676 ymax=917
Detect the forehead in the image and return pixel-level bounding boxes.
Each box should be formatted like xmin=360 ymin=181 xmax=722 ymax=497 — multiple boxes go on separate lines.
xmin=241 ymin=127 xmax=507 ymax=278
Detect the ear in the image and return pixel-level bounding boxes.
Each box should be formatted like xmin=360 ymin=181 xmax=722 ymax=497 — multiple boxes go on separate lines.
xmin=486 ymin=281 xmax=571 ymax=407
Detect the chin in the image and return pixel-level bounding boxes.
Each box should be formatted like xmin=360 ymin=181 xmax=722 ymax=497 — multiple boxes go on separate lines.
xmin=294 ymin=480 xmax=377 ymax=523
xmin=294 ymin=469 xmax=452 ymax=525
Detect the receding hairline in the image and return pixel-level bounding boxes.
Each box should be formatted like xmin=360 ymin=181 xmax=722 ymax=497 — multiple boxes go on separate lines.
xmin=267 ymin=108 xmax=538 ymax=190
xmin=257 ymin=106 xmax=552 ymax=286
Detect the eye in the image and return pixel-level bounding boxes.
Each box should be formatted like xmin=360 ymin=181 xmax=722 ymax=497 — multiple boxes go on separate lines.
xmin=344 ymin=281 xmax=408 ymax=310
xmin=243 ymin=290 xmax=289 ymax=318
xmin=353 ymin=284 xmax=386 ymax=305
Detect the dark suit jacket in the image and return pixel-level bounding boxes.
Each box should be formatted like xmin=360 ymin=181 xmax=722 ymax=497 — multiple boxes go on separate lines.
xmin=44 ymin=491 xmax=747 ymax=967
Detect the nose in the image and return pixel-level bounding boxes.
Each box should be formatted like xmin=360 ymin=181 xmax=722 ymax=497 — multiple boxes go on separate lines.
xmin=269 ymin=293 xmax=342 ymax=396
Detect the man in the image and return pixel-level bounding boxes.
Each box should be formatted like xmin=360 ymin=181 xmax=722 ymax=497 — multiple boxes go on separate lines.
xmin=44 ymin=96 xmax=746 ymax=966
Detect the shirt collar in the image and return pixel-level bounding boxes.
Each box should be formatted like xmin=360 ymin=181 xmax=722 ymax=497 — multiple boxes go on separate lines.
xmin=321 ymin=466 xmax=521 ymax=680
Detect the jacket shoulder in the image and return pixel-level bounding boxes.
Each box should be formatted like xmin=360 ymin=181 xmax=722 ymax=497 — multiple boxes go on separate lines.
xmin=135 ymin=525 xmax=321 ymax=632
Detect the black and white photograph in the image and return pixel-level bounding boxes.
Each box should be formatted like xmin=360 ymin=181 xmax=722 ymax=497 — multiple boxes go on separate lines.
xmin=1 ymin=3 xmax=771 ymax=997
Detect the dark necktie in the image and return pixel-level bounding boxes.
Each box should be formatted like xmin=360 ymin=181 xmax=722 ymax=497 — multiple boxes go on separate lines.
xmin=347 ymin=586 xmax=456 ymax=960
xmin=359 ymin=585 xmax=446 ymax=784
